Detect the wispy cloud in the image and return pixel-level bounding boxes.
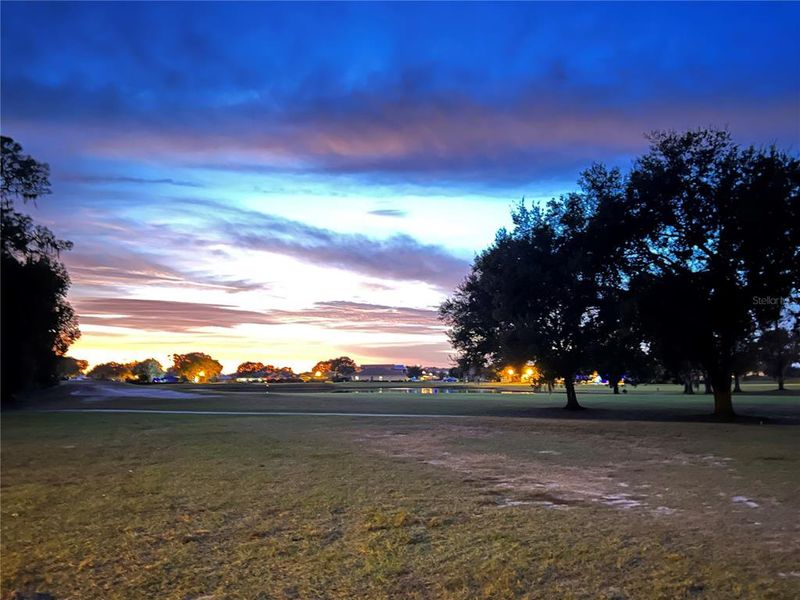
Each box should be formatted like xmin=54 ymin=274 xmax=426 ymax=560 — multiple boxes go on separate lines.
xmin=74 ymin=297 xmax=445 ymax=336
xmin=369 ymin=208 xmax=407 ymax=218
xmin=340 ymin=341 xmax=453 ymax=366
xmin=64 ymin=251 xmax=265 ymax=294
xmin=270 ymin=300 xmax=444 ymax=335
xmin=66 ymin=174 xmax=204 ymax=188
xmin=171 ymin=201 xmax=470 ymax=289
xmin=75 ymin=298 xmax=274 ymax=332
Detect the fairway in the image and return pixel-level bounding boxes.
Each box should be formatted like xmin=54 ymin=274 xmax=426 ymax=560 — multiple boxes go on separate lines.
xmin=2 ymin=382 xmax=799 ymax=599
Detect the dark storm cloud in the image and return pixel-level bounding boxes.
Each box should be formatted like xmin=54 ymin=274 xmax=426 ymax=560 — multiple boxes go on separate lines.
xmin=2 ymin=3 xmax=797 ymax=186
xmin=4 ymin=75 xmax=796 ymax=186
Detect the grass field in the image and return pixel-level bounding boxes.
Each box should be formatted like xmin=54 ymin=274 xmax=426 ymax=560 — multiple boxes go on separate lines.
xmin=2 ymin=381 xmax=799 ymax=599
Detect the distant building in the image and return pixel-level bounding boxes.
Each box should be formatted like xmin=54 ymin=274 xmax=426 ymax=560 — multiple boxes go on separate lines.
xmin=354 ymin=364 xmax=408 ymax=382
xmin=235 ymin=370 xmax=268 ymax=383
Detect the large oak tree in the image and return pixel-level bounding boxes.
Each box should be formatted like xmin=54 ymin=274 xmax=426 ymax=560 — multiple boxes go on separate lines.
xmin=442 ymin=129 xmax=799 ymax=418
xmin=617 ymin=130 xmax=799 ymax=417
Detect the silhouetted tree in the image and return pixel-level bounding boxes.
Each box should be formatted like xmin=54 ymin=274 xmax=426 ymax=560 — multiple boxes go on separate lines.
xmin=440 ymin=271 xmax=498 ymax=382
xmin=268 ymin=366 xmax=298 ymax=381
xmin=617 ymin=130 xmax=800 ymax=417
xmin=406 ymin=365 xmax=424 ymax=379
xmin=757 ymin=323 xmax=799 ymax=391
xmin=310 ymin=360 xmax=332 ymax=378
xmin=132 ymin=358 xmax=165 ymax=382
xmin=1 ymin=136 xmax=80 ymax=403
xmin=328 ymin=356 xmax=357 ymax=379
xmin=88 ymin=362 xmax=135 ymax=382
xmin=442 ymin=193 xmax=612 ymax=410
xmin=56 ymin=356 xmax=89 ymax=379
xmin=311 ymin=357 xmax=357 ymax=380
xmin=443 ymin=129 xmax=799 ymax=417
xmin=592 ymin=304 xmax=652 ymax=394
xmin=631 ymin=272 xmax=711 ymax=396
xmin=730 ymin=337 xmax=759 ymax=393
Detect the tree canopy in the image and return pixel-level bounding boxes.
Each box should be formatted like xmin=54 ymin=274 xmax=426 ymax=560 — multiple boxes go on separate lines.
xmin=132 ymin=358 xmax=166 ymax=382
xmin=1 ymin=136 xmax=80 ymax=402
xmin=56 ymin=356 xmax=89 ymax=379
xmin=442 ymin=129 xmax=800 ymax=417
xmin=619 ymin=130 xmax=799 ymax=416
xmin=406 ymin=365 xmax=424 ymax=379
xmin=88 ymin=362 xmax=135 ymax=382
xmin=236 ymin=361 xmax=266 ymax=376
xmin=328 ymin=356 xmax=357 ymax=378
xmin=171 ymin=352 xmax=223 ymax=382
xmin=757 ymin=324 xmax=800 ymax=391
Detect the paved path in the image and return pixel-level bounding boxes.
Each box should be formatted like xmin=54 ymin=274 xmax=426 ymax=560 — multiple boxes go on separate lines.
xmin=40 ymin=408 xmax=472 ymax=419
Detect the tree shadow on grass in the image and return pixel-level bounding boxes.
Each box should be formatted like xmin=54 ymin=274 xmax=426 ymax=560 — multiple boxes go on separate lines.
xmin=474 ymin=402 xmax=800 ymax=425
xmin=734 ymin=387 xmax=800 ymax=397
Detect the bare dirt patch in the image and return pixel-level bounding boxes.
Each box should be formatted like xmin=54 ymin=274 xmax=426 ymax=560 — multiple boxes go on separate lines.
xmin=356 ymin=425 xmax=652 ymax=513
xmin=354 ymin=420 xmax=800 ymax=568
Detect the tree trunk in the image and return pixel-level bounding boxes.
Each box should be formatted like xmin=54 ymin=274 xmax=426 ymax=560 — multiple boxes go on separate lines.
xmin=704 ymin=375 xmax=713 ymax=395
xmin=683 ymin=373 xmax=694 ymax=395
xmin=711 ymin=373 xmax=735 ymax=419
xmin=778 ymin=374 xmax=785 ymax=391
xmin=609 ymin=371 xmax=622 ymax=394
xmin=733 ymin=373 xmax=741 ymax=393
xmin=563 ymin=378 xmax=584 ymax=410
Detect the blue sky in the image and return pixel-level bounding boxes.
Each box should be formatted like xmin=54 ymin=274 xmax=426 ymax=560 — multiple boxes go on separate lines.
xmin=2 ymin=1 xmax=798 ymax=371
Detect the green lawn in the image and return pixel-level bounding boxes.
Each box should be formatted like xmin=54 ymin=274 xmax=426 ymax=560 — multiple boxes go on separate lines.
xmin=25 ymin=380 xmax=800 ymax=421
xmin=2 ymin=382 xmax=799 ymax=599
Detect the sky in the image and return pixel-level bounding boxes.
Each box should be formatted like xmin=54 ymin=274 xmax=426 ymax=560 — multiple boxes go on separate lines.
xmin=2 ymin=2 xmax=798 ymax=373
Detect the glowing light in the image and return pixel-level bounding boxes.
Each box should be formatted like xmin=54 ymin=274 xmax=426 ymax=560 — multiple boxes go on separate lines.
xmin=525 ymin=368 xmax=533 ymax=376
xmin=315 ymin=370 xmax=322 ymax=377
xmin=506 ymin=368 xmax=514 ymax=376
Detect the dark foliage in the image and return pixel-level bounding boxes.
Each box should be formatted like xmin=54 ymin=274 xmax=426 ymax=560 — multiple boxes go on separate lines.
xmin=1 ymin=136 xmax=80 ymax=403
xmin=757 ymin=323 xmax=800 ymax=391
xmin=619 ymin=130 xmax=800 ymax=416
xmin=442 ymin=129 xmax=800 ymax=417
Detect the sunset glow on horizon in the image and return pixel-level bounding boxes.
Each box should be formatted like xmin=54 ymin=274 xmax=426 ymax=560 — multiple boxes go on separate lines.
xmin=2 ymin=2 xmax=798 ymax=373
